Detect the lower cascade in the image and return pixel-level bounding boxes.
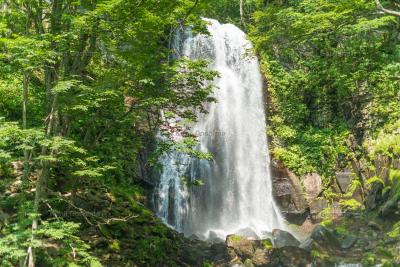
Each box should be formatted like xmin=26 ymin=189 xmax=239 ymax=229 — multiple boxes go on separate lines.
xmin=155 ymin=18 xmax=289 ymax=240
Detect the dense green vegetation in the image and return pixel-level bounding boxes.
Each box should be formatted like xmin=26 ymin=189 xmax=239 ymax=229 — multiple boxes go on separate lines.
xmin=0 ymin=0 xmax=217 ymax=265
xmin=0 ymin=0 xmax=399 ymax=266
xmin=250 ymin=0 xmax=399 ymax=177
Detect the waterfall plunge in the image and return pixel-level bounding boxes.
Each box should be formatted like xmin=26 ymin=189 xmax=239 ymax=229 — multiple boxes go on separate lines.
xmin=156 ymin=19 xmax=288 ymax=240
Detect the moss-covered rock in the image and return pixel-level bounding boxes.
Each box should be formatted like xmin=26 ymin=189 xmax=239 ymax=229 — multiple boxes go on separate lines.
xmin=226 ymin=234 xmax=256 ymax=259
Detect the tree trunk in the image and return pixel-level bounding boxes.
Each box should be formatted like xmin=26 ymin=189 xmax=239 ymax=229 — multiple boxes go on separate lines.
xmin=240 ymin=0 xmax=245 ymax=25
xmin=22 ymin=72 xmax=29 ymax=179
xmin=26 ymin=93 xmax=58 ymax=267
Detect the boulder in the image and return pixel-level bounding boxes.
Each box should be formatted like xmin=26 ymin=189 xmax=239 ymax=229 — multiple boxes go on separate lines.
xmin=309 ymin=198 xmax=328 ymax=220
xmin=210 ymin=242 xmax=229 ymax=262
xmin=251 ymin=248 xmax=271 ymax=267
xmin=352 ymin=186 xmax=364 ymax=203
xmin=181 ymin=244 xmax=211 ymax=266
xmin=235 ymin=227 xmax=260 ymax=239
xmin=336 ymin=168 xmax=353 ymax=193
xmin=303 ymin=173 xmax=322 ymax=200
xmin=273 ymin=178 xmax=292 ymax=207
xmin=226 ymin=235 xmax=256 ymax=259
xmin=299 ymin=238 xmax=313 ymax=251
xmin=270 ymin=246 xmax=310 ymax=267
xmin=271 ymin=229 xmax=300 ymax=248
xmin=310 ymin=225 xmax=341 ymax=251
xmin=341 ymin=235 xmax=358 ymax=249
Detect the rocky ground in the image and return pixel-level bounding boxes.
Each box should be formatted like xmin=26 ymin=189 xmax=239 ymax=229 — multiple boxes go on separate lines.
xmin=70 ymin=159 xmax=400 ymax=266
xmin=2 ymin=160 xmax=399 ymax=266
xmin=183 ymin=214 xmax=400 ymax=267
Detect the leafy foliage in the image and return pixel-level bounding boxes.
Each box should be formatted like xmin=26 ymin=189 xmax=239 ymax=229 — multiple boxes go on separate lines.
xmin=249 ymin=0 xmax=400 ymax=180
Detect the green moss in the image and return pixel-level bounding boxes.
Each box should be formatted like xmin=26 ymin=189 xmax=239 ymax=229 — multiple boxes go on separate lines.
xmin=262 ymin=239 xmax=273 ymax=250
xmin=362 ymin=252 xmax=376 ymax=266
xmin=381 ymin=259 xmax=394 ymax=267
xmin=229 ymin=235 xmax=243 ymax=242
xmin=388 ymin=221 xmax=400 ymax=238
xmin=243 ymin=259 xmax=255 ymax=267
xmin=339 ymin=199 xmax=363 ymax=212
xmin=334 ymin=225 xmax=349 ymax=236
xmin=311 ymin=249 xmax=330 ymax=262
xmin=108 ymin=240 xmax=120 ymax=252
xmin=377 ymin=246 xmax=394 ymax=258
xmin=320 ymin=219 xmax=333 ymax=227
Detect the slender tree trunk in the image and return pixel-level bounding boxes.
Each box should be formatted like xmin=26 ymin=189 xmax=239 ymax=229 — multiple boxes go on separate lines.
xmin=26 ymin=1 xmax=62 ymax=266
xmin=240 ymin=0 xmax=245 ymax=25
xmin=27 ymin=93 xmax=58 ymax=267
xmin=22 ymin=72 xmax=29 ymax=179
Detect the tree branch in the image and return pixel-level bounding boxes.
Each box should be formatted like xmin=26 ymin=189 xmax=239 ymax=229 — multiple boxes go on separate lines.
xmin=375 ymin=0 xmax=400 ymax=16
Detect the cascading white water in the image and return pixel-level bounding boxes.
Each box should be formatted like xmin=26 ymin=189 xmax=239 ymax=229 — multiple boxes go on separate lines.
xmin=156 ymin=18 xmax=288 ymax=240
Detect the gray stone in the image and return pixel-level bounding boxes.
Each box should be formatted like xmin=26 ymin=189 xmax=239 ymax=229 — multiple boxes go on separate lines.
xmin=341 ymin=235 xmax=358 ymax=249
xmin=336 ymin=168 xmax=353 ymax=193
xmin=272 ymin=229 xmax=300 ymax=248
xmin=309 ymin=198 xmax=328 ymax=217
xmin=235 ymin=227 xmax=260 ymax=239
xmin=352 ymin=186 xmax=364 ymax=202
xmin=310 ymin=225 xmax=341 ymax=250
xmin=210 ymin=242 xmax=229 ymax=261
xmin=303 ymin=173 xmax=322 ymax=200
xmin=299 ymin=238 xmax=313 ymax=251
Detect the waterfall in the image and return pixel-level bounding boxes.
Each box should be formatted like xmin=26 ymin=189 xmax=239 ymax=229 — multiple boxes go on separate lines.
xmin=156 ymin=18 xmax=288 ymax=240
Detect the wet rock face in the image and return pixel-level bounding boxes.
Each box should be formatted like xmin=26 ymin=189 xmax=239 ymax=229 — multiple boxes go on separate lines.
xmin=271 ymin=160 xmax=308 ymax=223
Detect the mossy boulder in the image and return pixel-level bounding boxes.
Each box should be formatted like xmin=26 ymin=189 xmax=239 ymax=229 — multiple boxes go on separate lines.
xmin=251 ymin=248 xmax=272 ymax=267
xmin=226 ymin=234 xmax=256 ymax=259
